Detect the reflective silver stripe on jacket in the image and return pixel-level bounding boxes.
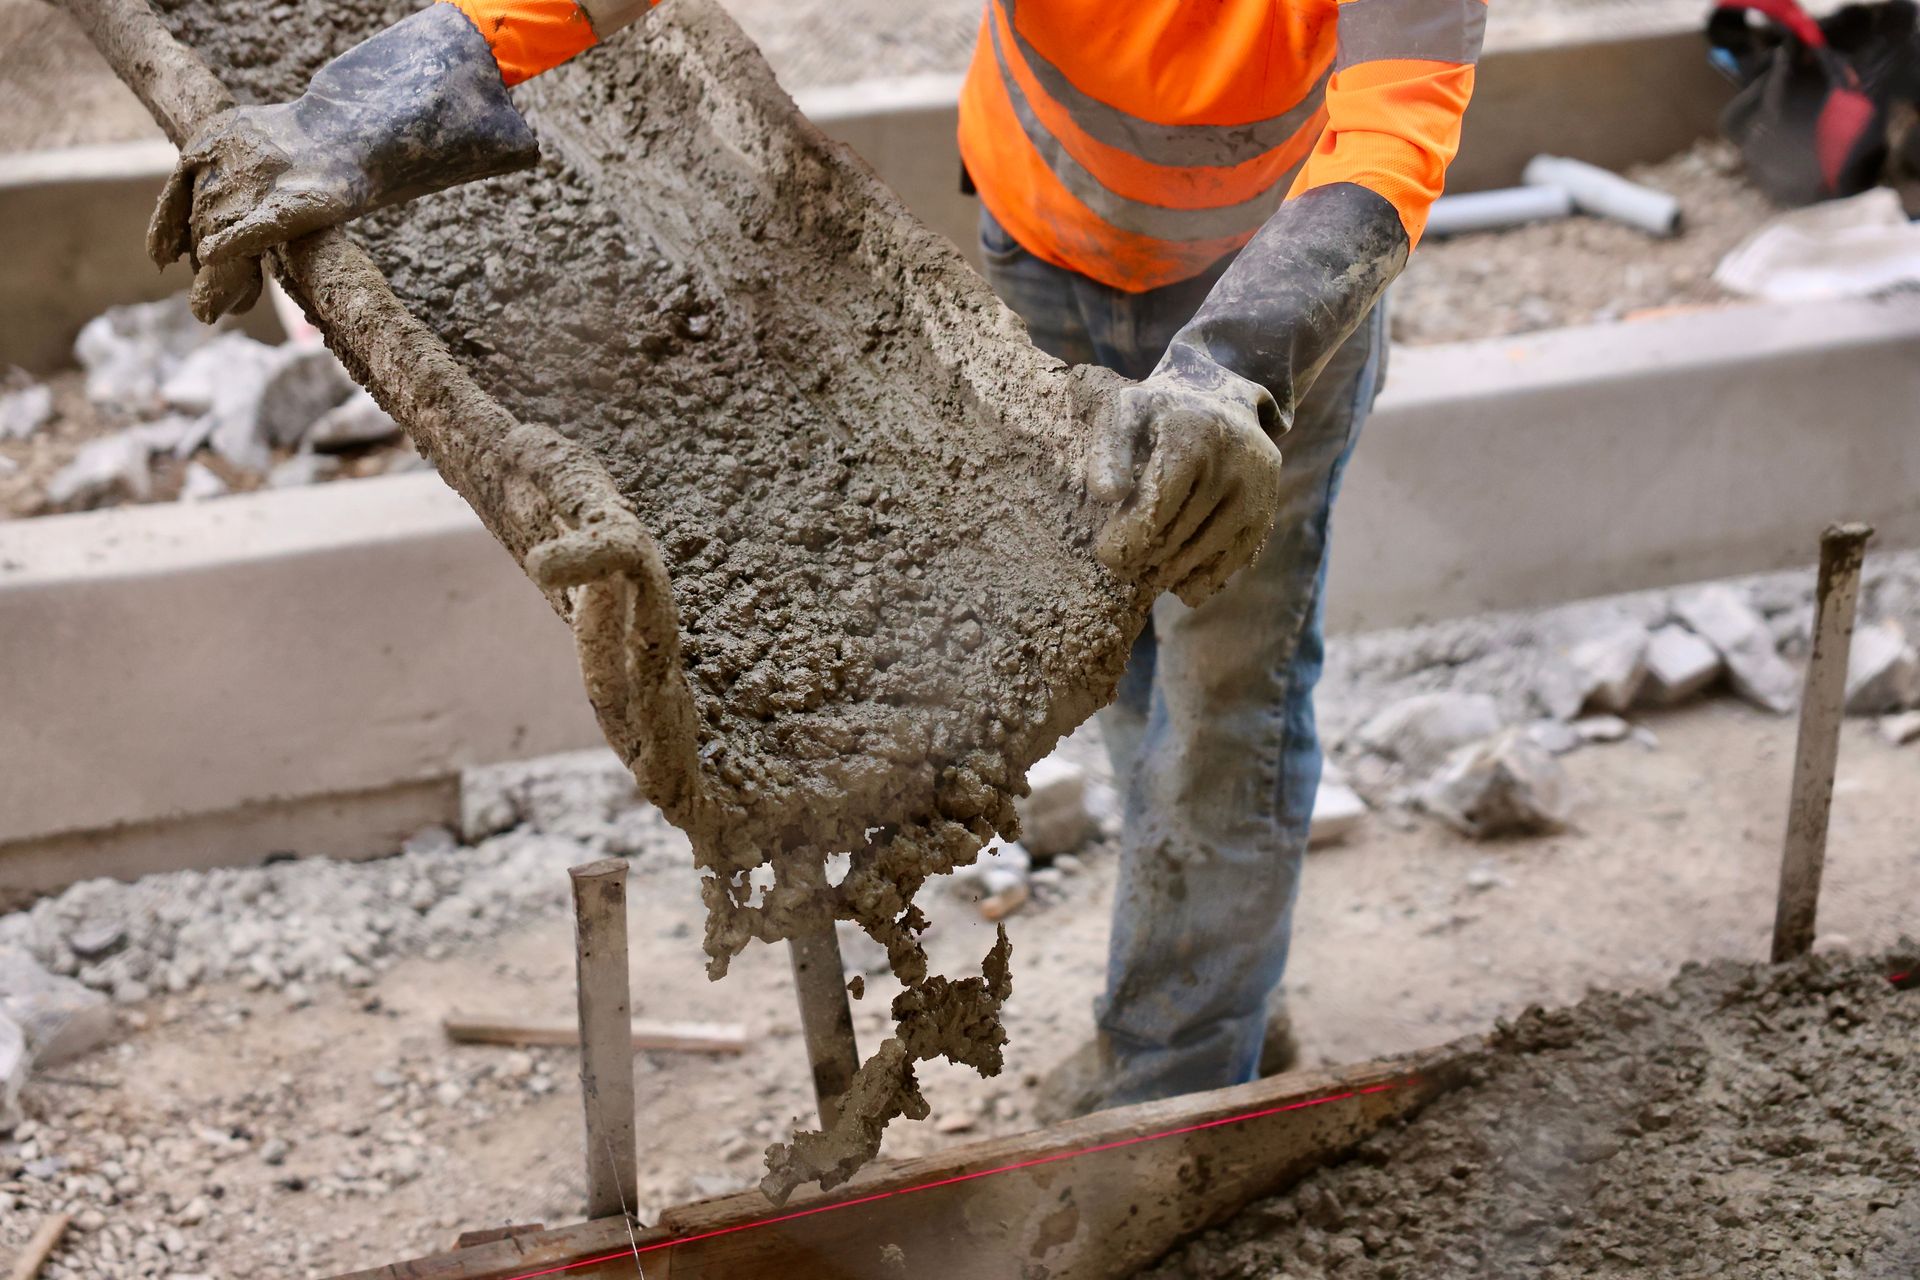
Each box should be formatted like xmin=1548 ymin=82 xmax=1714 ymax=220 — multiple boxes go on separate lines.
xmin=998 ymin=0 xmax=1329 ymax=171
xmin=989 ymin=15 xmax=1299 ymax=243
xmin=579 ymin=0 xmax=649 ymax=38
xmin=1334 ymin=0 xmax=1487 ymax=70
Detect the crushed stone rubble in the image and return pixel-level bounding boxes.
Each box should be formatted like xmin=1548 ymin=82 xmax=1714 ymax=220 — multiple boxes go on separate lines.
xmin=1318 ymin=548 xmax=1920 ymax=838
xmin=1140 ymin=947 xmax=1920 ymax=1279
xmin=2 ymin=292 xmax=415 ymax=518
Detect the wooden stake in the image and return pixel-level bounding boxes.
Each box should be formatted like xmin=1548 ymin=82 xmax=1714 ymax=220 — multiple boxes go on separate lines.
xmin=1772 ymin=522 xmax=1872 ymax=963
xmin=6 ymin=1213 xmax=71 ymax=1280
xmin=787 ymin=921 xmax=860 ymax=1128
xmin=569 ymin=858 xmax=638 ymax=1221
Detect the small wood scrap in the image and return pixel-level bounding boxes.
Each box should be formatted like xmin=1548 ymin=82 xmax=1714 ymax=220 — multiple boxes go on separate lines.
xmin=6 ymin=1212 xmax=72 ymax=1280
xmin=443 ymin=1013 xmax=749 ymax=1055
xmin=978 ymin=882 xmax=1029 ymax=921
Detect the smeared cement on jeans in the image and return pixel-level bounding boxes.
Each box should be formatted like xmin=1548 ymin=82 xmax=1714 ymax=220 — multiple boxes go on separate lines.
xmin=140 ymin=0 xmax=1150 ymax=1199
xmin=1141 ymin=948 xmax=1920 ymax=1279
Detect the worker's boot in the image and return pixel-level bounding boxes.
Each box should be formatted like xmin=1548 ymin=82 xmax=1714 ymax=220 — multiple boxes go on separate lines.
xmin=1032 ymin=1036 xmax=1120 ymax=1125
xmin=1257 ymin=992 xmax=1301 ymax=1077
xmin=149 ymin=2 xmax=541 ymax=320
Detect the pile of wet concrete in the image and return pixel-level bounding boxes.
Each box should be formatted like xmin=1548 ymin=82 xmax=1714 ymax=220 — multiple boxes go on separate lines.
xmin=1142 ymin=949 xmax=1920 ymax=1279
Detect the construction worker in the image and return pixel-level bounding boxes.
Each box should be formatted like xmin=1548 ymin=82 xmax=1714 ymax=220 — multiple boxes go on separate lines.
xmin=153 ymin=0 xmax=1480 ymax=1115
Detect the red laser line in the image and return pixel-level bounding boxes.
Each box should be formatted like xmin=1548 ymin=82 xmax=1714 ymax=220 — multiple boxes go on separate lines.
xmin=482 ymin=1078 xmax=1414 ymax=1280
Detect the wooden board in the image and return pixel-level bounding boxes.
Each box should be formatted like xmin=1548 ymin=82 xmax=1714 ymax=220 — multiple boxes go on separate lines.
xmin=322 ymin=1044 xmax=1465 ymax=1280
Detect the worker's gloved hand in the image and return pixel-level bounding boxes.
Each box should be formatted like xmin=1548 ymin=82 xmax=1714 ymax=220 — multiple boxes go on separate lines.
xmin=1086 ymin=183 xmax=1410 ymax=607
xmin=1087 ymin=361 xmax=1285 ymax=607
xmin=149 ymin=3 xmax=540 ymax=322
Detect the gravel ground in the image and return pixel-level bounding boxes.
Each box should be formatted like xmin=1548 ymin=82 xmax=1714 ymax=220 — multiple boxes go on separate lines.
xmin=1391 ymin=142 xmax=1782 ymax=345
xmin=1142 ymin=950 xmax=1920 ymax=1279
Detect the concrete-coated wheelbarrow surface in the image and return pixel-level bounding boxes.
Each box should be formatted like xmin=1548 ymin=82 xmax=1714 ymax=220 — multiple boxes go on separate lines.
xmin=62 ymin=0 xmax=1152 ymax=1192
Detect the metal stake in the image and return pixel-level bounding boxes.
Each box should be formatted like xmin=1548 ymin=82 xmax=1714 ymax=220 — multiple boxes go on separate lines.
xmin=570 ymin=858 xmax=639 ymax=1220
xmin=788 ymin=920 xmax=860 ymax=1127
xmin=1771 ymin=522 xmax=1872 ymax=963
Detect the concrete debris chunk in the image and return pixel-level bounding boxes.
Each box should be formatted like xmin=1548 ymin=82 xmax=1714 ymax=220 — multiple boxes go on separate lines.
xmin=1844 ymin=618 xmax=1918 ymax=716
xmin=267 ymin=452 xmax=344 ymax=488
xmin=44 ymin=429 xmax=156 ymax=507
xmin=306 ymin=388 xmax=401 ymax=451
xmin=1878 ymin=710 xmax=1920 ymax=745
xmin=1423 ymin=729 xmax=1571 ymax=838
xmin=1564 ymin=623 xmax=1649 ymax=714
xmin=178 ymin=461 xmax=228 ymax=501
xmin=0 ymin=945 xmax=114 ymax=1065
xmin=259 ymin=347 xmax=356 ymax=448
xmin=0 ymin=1011 xmax=24 ymax=1133
xmin=1015 ymin=756 xmax=1091 ymax=858
xmin=1309 ymin=777 xmax=1368 ymax=847
xmin=74 ymin=293 xmax=222 ymax=411
xmin=1572 ymin=714 xmax=1631 ymax=744
xmin=1674 ymin=585 xmax=1799 ymax=714
xmin=0 ymin=383 xmax=53 ymax=440
xmin=1525 ymin=719 xmax=1583 ymax=755
xmin=161 ymin=332 xmax=276 ymax=415
xmin=1357 ymin=692 xmax=1503 ymax=774
xmin=1640 ymin=624 xmax=1722 ymax=705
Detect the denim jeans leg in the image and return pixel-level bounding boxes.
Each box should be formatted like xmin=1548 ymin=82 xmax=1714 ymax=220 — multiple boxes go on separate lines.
xmin=1095 ymin=305 xmax=1385 ymax=1105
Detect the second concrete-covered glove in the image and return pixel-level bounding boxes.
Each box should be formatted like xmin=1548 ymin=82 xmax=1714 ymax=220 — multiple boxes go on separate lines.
xmin=148 ymin=3 xmax=541 ymax=321
xmin=1087 ymin=182 xmax=1410 ymax=606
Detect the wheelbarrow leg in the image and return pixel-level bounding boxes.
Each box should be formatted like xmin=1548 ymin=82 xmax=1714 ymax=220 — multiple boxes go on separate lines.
xmin=788 ymin=921 xmax=859 ymax=1127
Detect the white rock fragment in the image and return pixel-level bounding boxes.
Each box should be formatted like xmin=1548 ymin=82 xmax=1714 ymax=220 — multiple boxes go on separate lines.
xmin=74 ymin=294 xmax=221 ymax=410
xmin=0 ymin=383 xmax=53 ymax=440
xmin=1845 ymin=618 xmax=1918 ymax=716
xmin=1423 ymin=730 xmax=1571 ymax=838
xmin=178 ymin=461 xmax=228 ymax=501
xmin=306 ymin=388 xmax=400 ymax=451
xmin=1356 ymin=692 xmax=1503 ymax=774
xmin=1309 ymin=777 xmax=1368 ymax=847
xmin=954 ymin=839 xmax=1030 ymax=896
xmin=0 ymin=1012 xmax=25 ymax=1133
xmin=1564 ymin=623 xmax=1649 ymax=714
xmin=196 ymin=341 xmax=355 ymax=471
xmin=1878 ymin=709 xmax=1920 ymax=745
xmin=44 ymin=429 xmax=155 ymax=506
xmin=1674 ymin=585 xmax=1799 ymax=714
xmin=0 ymin=945 xmax=115 ymax=1064
xmin=1641 ymin=624 xmax=1722 ymax=705
xmin=1525 ymin=719 xmax=1583 ymax=755
xmin=161 ymin=332 xmax=276 ymax=414
xmin=268 ymin=452 xmax=343 ymax=488
xmin=1572 ymin=714 xmax=1631 ymax=744
xmin=1016 ymin=756 xmax=1091 ymax=857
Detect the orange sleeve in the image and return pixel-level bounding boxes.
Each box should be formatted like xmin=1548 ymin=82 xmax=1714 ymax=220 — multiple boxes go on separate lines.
xmin=439 ymin=0 xmax=655 ymax=86
xmin=1291 ymin=0 xmax=1485 ymax=247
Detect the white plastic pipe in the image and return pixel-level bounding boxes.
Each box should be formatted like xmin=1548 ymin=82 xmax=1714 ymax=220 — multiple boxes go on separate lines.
xmin=1523 ymin=154 xmax=1682 ymax=237
xmin=1425 ymin=185 xmax=1575 ymax=237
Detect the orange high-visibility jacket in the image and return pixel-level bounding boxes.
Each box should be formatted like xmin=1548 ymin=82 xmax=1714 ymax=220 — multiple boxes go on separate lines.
xmin=437 ymin=0 xmax=648 ymax=85
xmin=960 ymin=0 xmax=1483 ymax=291
xmin=437 ymin=0 xmax=1479 ymax=292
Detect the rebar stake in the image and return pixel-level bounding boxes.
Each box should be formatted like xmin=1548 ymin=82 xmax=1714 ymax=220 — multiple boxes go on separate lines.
xmin=1771 ymin=522 xmax=1873 ymax=963
xmin=570 ymin=857 xmax=639 ymax=1220
xmin=788 ymin=921 xmax=860 ymax=1128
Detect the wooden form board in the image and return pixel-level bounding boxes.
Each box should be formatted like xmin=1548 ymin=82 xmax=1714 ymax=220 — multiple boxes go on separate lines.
xmin=323 ymin=1045 xmax=1463 ymax=1280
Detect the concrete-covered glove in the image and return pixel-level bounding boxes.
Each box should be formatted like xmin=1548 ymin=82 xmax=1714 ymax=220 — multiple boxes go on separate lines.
xmin=1087 ymin=183 xmax=1410 ymax=606
xmin=148 ymin=3 xmax=540 ymax=322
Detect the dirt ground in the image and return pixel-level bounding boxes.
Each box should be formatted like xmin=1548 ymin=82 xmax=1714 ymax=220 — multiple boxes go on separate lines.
xmin=6 ymin=701 xmax=1917 ymax=1278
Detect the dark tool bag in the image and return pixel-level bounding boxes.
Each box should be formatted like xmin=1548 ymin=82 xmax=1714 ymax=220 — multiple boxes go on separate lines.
xmin=1708 ymin=0 xmax=1920 ymax=204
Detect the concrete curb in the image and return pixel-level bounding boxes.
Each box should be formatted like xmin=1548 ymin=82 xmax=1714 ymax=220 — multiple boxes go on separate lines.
xmin=5 ymin=296 xmax=1918 ymax=898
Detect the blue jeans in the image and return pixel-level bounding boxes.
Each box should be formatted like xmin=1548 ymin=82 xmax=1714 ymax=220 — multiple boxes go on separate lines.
xmin=979 ymin=209 xmax=1385 ymax=1104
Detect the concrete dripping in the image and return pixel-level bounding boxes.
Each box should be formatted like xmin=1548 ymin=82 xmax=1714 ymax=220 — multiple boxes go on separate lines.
xmin=67 ymin=0 xmax=1156 ymax=1199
